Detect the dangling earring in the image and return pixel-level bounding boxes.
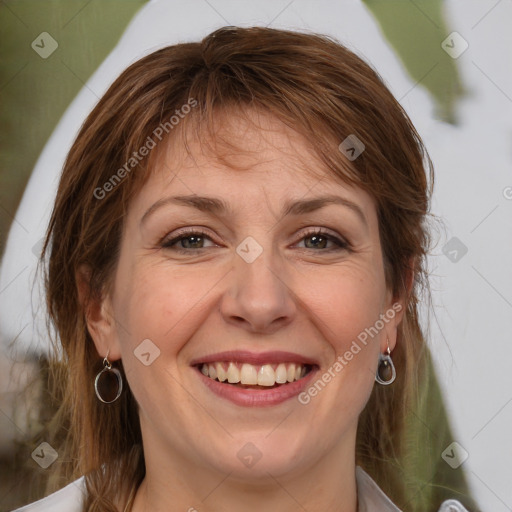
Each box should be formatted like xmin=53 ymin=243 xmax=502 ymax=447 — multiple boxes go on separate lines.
xmin=94 ymin=351 xmax=123 ymax=403
xmin=375 ymin=339 xmax=396 ymax=385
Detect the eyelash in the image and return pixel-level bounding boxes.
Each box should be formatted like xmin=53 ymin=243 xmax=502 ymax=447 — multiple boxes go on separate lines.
xmin=160 ymin=228 xmax=350 ymax=254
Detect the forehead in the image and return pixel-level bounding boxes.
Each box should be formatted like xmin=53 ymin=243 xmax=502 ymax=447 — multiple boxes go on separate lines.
xmin=164 ymin=108 xmax=325 ymax=177
xmin=133 ymin=107 xmax=375 ymax=215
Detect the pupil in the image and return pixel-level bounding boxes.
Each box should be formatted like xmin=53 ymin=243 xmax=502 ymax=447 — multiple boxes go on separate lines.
xmin=306 ymin=235 xmax=327 ymax=249
xmin=182 ymin=235 xmax=203 ymax=248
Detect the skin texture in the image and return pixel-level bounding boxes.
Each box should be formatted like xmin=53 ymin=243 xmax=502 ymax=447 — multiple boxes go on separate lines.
xmin=82 ymin=109 xmax=406 ymax=512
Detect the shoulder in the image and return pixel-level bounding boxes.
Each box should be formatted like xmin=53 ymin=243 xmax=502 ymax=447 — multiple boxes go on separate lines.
xmin=355 ymin=466 xmax=471 ymax=512
xmin=11 ymin=477 xmax=85 ymax=512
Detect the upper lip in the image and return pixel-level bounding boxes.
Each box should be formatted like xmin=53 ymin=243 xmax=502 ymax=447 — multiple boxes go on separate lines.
xmin=190 ymin=350 xmax=320 ymax=367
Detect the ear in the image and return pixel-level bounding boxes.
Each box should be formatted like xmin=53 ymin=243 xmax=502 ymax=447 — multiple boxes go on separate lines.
xmin=381 ymin=257 xmax=415 ymax=353
xmin=76 ymin=264 xmax=122 ymax=361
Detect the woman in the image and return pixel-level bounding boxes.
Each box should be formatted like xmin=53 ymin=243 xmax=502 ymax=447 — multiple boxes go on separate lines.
xmin=16 ymin=26 xmax=476 ymax=511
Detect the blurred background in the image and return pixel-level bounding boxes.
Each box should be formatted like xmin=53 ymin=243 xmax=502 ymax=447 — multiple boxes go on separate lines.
xmin=0 ymin=0 xmax=511 ymax=510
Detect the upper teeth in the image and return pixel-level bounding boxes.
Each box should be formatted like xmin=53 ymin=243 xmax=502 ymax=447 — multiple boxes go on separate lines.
xmin=200 ymin=362 xmax=307 ymax=386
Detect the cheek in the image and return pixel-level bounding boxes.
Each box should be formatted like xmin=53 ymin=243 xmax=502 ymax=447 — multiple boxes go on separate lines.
xmin=111 ymin=263 xmax=212 ymax=415
xmin=300 ymin=263 xmax=387 ymax=354
xmin=293 ymin=266 xmax=386 ymax=427
xmin=113 ymin=262 xmax=219 ymax=355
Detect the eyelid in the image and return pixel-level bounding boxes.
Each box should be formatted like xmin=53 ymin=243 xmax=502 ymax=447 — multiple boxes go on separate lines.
xmin=296 ymin=227 xmax=350 ymax=250
xmin=160 ymin=227 xmax=219 ymax=248
xmin=161 ymin=226 xmax=350 ymax=252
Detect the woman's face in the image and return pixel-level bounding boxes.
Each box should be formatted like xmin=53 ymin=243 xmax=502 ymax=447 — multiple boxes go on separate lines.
xmin=88 ymin=109 xmax=404 ymax=481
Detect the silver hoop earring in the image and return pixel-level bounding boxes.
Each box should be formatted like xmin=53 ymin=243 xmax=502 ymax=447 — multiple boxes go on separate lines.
xmin=375 ymin=341 xmax=396 ymax=385
xmin=94 ymin=353 xmax=123 ymax=403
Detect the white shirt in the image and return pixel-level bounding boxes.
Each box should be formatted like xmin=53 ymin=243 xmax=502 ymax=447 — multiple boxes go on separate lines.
xmin=12 ymin=466 xmax=470 ymax=511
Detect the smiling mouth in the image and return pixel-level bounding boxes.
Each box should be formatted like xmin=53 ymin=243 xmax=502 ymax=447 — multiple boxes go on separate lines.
xmin=197 ymin=361 xmax=315 ymax=389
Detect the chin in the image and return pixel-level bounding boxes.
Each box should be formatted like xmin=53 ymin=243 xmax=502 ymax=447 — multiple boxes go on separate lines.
xmin=215 ymin=433 xmax=310 ymax=480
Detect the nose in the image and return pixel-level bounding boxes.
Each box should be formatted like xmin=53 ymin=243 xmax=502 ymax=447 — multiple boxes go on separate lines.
xmin=219 ymin=248 xmax=296 ymax=335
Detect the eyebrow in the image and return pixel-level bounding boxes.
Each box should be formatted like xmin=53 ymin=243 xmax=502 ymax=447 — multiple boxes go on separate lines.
xmin=140 ymin=194 xmax=367 ymax=227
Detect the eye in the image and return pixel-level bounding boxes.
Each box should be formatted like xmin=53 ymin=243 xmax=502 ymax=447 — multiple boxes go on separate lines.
xmin=161 ymin=229 xmax=217 ymax=252
xmin=296 ymin=229 xmax=349 ymax=251
xmin=160 ymin=228 xmax=350 ymax=254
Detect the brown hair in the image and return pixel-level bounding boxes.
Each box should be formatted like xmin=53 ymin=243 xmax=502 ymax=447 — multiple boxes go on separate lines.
xmin=39 ymin=26 xmax=469 ymax=511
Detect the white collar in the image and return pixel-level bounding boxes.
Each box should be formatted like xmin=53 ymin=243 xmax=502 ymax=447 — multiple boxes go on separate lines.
xmin=356 ymin=466 xmax=402 ymax=511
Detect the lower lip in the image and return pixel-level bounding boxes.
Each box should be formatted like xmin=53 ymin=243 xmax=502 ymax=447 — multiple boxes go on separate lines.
xmin=195 ymin=367 xmax=319 ymax=407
